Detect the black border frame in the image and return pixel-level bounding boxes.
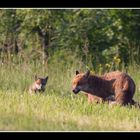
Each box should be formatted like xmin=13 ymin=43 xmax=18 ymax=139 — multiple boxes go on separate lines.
xmin=0 ymin=0 xmax=140 ymax=138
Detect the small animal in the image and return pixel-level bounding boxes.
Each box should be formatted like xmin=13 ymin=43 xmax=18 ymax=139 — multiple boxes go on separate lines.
xmin=72 ymin=70 xmax=136 ymax=106
xmin=29 ymin=75 xmax=48 ymax=94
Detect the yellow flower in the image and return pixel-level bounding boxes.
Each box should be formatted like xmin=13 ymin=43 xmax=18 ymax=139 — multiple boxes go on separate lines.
xmin=113 ymin=56 xmax=121 ymax=64
xmin=105 ymin=63 xmax=111 ymax=68
xmin=116 ymin=58 xmax=121 ymax=64
xmin=114 ymin=56 xmax=117 ymax=60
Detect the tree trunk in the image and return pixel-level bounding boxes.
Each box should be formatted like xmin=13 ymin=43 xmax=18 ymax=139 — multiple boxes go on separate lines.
xmin=33 ymin=26 xmax=50 ymax=64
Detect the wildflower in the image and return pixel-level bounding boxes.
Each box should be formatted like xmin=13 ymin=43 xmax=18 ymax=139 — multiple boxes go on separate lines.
xmin=114 ymin=56 xmax=117 ymax=60
xmin=105 ymin=63 xmax=111 ymax=68
xmin=114 ymin=56 xmax=121 ymax=64
xmin=116 ymin=58 xmax=121 ymax=64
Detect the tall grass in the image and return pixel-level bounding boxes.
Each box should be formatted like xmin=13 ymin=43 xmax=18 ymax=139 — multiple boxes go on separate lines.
xmin=0 ymin=49 xmax=140 ymax=131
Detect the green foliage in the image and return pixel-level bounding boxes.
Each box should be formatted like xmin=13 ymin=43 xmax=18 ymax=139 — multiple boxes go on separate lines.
xmin=0 ymin=9 xmax=140 ymax=67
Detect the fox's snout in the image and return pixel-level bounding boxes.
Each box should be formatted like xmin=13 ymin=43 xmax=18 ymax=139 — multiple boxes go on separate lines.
xmin=35 ymin=83 xmax=42 ymax=90
xmin=72 ymin=88 xmax=80 ymax=94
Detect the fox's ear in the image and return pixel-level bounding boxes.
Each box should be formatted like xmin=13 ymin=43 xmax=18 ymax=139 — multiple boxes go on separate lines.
xmin=45 ymin=76 xmax=48 ymax=80
xmin=35 ymin=75 xmax=38 ymax=81
xmin=84 ymin=70 xmax=90 ymax=78
xmin=76 ymin=70 xmax=79 ymax=75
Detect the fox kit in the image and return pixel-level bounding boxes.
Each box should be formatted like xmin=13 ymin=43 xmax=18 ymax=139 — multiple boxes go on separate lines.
xmin=29 ymin=75 xmax=48 ymax=94
xmin=72 ymin=70 xmax=136 ymax=106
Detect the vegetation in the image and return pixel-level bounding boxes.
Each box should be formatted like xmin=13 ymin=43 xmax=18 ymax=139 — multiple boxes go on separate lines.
xmin=0 ymin=9 xmax=140 ymax=131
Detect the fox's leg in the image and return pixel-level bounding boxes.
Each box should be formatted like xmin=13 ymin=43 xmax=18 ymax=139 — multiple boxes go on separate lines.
xmin=104 ymin=95 xmax=115 ymax=104
xmin=113 ymin=90 xmax=130 ymax=106
xmin=29 ymin=88 xmax=33 ymax=95
xmin=85 ymin=93 xmax=104 ymax=103
xmin=105 ymin=95 xmax=115 ymax=101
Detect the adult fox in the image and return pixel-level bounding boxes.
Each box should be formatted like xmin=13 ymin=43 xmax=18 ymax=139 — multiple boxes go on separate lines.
xmin=72 ymin=70 xmax=136 ymax=106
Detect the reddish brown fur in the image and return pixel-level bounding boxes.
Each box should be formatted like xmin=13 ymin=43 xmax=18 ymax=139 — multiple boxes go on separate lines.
xmin=36 ymin=79 xmax=42 ymax=85
xmin=72 ymin=70 xmax=136 ymax=105
xmin=29 ymin=76 xmax=48 ymax=94
xmin=29 ymin=79 xmax=42 ymax=94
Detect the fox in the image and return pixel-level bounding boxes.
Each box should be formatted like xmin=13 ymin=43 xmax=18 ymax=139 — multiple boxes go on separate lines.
xmin=29 ymin=75 xmax=48 ymax=94
xmin=72 ymin=70 xmax=136 ymax=106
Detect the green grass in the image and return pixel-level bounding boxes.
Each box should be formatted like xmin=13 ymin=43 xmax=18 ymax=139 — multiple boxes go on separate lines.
xmin=0 ymin=91 xmax=140 ymax=131
xmin=0 ymin=58 xmax=140 ymax=131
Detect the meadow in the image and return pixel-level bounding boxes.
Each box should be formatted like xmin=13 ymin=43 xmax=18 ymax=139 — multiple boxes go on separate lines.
xmin=0 ymin=53 xmax=140 ymax=131
xmin=1 ymin=8 xmax=140 ymax=132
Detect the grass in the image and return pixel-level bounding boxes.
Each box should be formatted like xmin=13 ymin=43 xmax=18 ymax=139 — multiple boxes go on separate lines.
xmin=0 ymin=56 xmax=140 ymax=131
xmin=0 ymin=91 xmax=140 ymax=131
